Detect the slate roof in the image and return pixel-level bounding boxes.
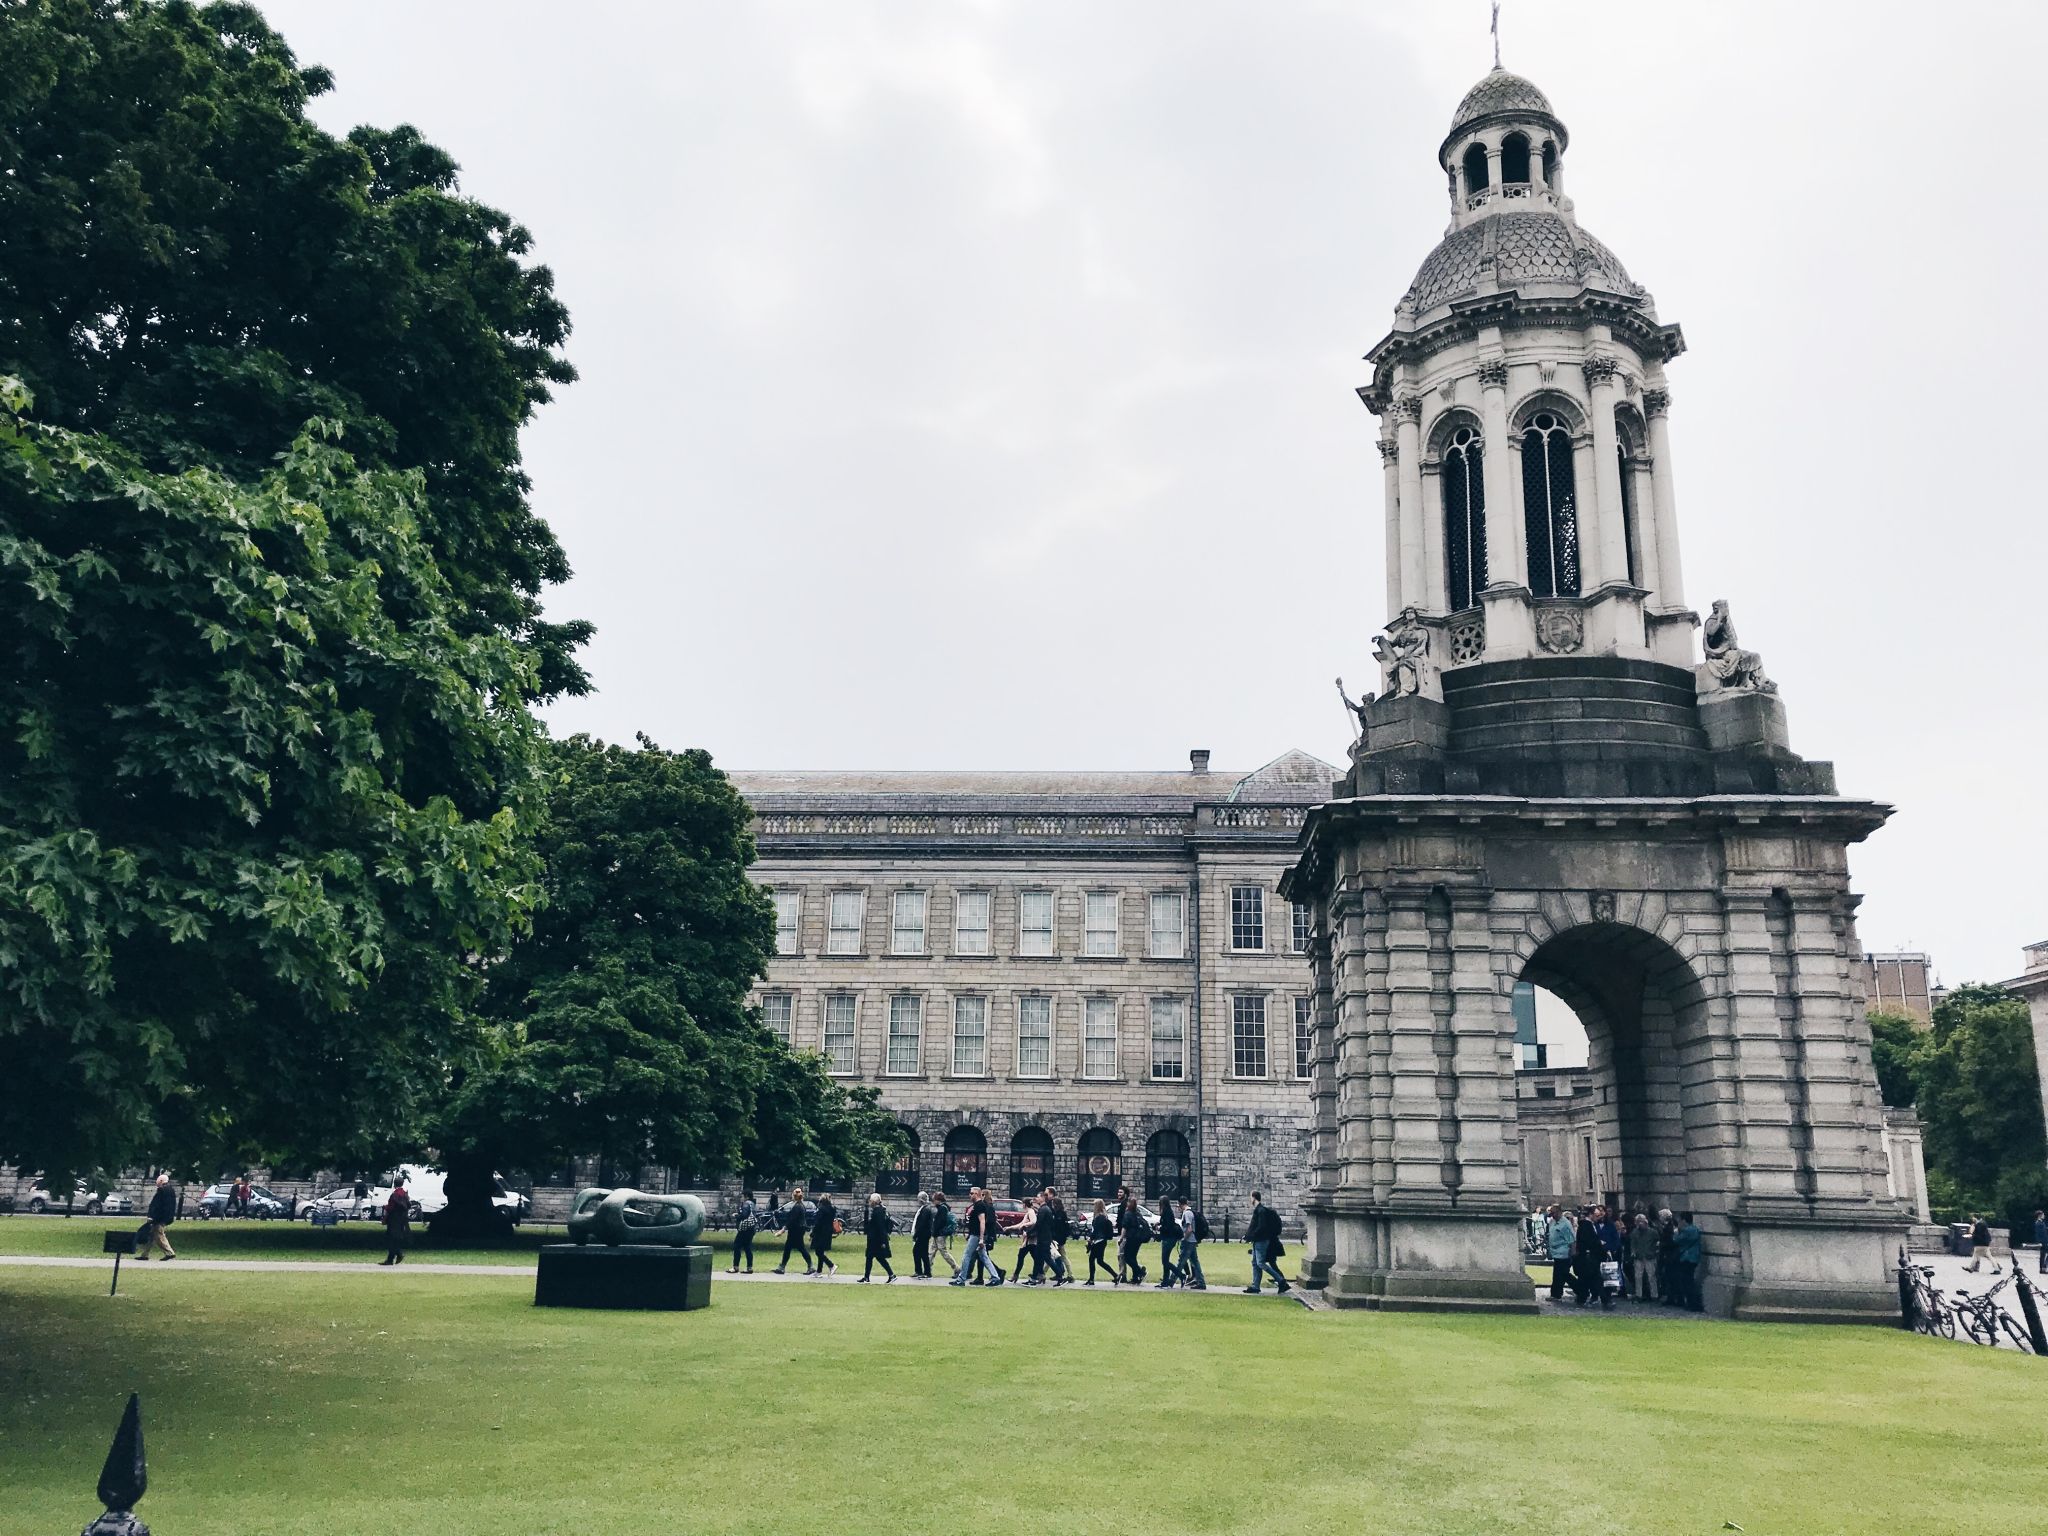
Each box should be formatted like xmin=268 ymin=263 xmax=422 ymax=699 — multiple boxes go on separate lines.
xmin=1401 ymin=210 xmax=1641 ymax=316
xmin=1449 ymin=67 xmax=1557 ymax=137
xmin=731 ymin=752 xmax=1338 ymax=808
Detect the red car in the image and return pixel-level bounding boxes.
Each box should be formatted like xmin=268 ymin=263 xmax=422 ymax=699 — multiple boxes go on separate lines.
xmin=992 ymin=1198 xmax=1029 ymax=1234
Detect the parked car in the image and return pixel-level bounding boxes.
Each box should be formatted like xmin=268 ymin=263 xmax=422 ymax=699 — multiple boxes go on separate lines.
xmin=300 ymin=1186 xmax=379 ymax=1223
xmin=193 ymin=1182 xmax=290 ymax=1220
xmin=25 ymin=1180 xmax=132 ymax=1216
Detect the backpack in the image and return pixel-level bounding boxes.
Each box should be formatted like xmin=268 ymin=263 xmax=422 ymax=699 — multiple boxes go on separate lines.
xmin=938 ymin=1207 xmax=957 ymax=1236
xmin=1193 ymin=1209 xmax=1213 ymax=1241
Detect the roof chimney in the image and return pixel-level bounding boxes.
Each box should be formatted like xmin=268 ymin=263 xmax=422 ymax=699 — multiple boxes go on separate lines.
xmin=1189 ymin=749 xmax=1211 ymax=775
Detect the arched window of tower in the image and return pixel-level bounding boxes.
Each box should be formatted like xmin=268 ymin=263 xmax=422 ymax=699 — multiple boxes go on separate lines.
xmin=1461 ymin=141 xmax=1489 ymax=199
xmin=1519 ymin=412 xmax=1581 ymax=597
xmin=1540 ymin=139 xmax=1558 ymax=187
xmin=1442 ymin=425 xmax=1487 ymax=612
xmin=1501 ymin=131 xmax=1531 ymax=186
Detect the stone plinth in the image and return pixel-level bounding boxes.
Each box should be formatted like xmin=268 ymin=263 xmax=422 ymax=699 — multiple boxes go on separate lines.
xmin=535 ymin=1244 xmax=712 ymax=1310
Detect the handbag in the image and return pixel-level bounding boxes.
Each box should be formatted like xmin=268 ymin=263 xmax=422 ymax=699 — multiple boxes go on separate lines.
xmin=1599 ymin=1259 xmax=1623 ymax=1290
xmin=832 ymin=1217 xmax=844 ymax=1236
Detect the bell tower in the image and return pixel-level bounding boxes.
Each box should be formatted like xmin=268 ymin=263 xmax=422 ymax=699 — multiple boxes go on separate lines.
xmin=1284 ymin=65 xmax=1909 ymax=1323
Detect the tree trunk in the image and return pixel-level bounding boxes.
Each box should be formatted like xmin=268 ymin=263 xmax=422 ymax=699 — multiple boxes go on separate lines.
xmin=428 ymin=1149 xmax=511 ymax=1243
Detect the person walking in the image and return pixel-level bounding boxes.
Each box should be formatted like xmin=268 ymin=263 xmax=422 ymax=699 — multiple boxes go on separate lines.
xmin=1243 ymin=1191 xmax=1289 ymax=1294
xmin=932 ymin=1193 xmax=961 ymax=1278
xmin=139 ymin=1174 xmax=178 ymax=1261
xmin=950 ymin=1187 xmax=1004 ymax=1286
xmin=1085 ymin=1199 xmax=1115 ymax=1284
xmin=1115 ymin=1195 xmax=1149 ymax=1285
xmin=1965 ymin=1214 xmax=1997 ymax=1274
xmin=1572 ymin=1205 xmax=1607 ymax=1307
xmin=811 ymin=1192 xmax=840 ymax=1276
xmin=2034 ymin=1209 xmax=2048 ymax=1275
xmin=1009 ymin=1196 xmax=1040 ymax=1282
xmin=1673 ymin=1210 xmax=1704 ymax=1311
xmin=773 ymin=1187 xmax=813 ymax=1275
xmin=1177 ymin=1199 xmax=1209 ymax=1290
xmin=728 ymin=1194 xmax=758 ymax=1274
xmin=1626 ymin=1212 xmax=1659 ymax=1302
xmin=380 ymin=1174 xmax=410 ymax=1265
xmin=1655 ymin=1209 xmax=1680 ymax=1305
xmin=1154 ymin=1196 xmax=1183 ymax=1288
xmin=859 ymin=1193 xmax=897 ymax=1283
xmin=1544 ymin=1205 xmax=1574 ymax=1301
xmin=910 ymin=1192 xmax=936 ymax=1279
xmin=1042 ymin=1190 xmax=1072 ymax=1285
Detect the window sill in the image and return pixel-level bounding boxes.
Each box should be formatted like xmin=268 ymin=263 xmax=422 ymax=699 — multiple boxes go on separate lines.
xmin=1079 ymin=1075 xmax=1125 ymax=1086
xmin=1010 ymin=953 xmax=1060 ymax=962
xmin=946 ymin=951 xmax=994 ymax=960
xmin=824 ymin=950 xmax=868 ymax=960
xmin=943 ymin=1072 xmax=990 ymax=1082
xmin=1148 ymin=1074 xmax=1188 ymax=1085
xmin=888 ymin=950 xmax=930 ymax=959
xmin=1142 ymin=953 xmax=1189 ymax=962
xmin=1231 ymin=1074 xmax=1271 ymax=1083
xmin=881 ymin=1072 xmax=927 ymax=1081
xmin=1008 ymin=1074 xmax=1058 ymax=1084
xmin=1077 ymin=954 xmax=1127 ymax=963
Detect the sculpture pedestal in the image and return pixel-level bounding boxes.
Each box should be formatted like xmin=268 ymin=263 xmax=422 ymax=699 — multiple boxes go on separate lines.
xmin=535 ymin=1244 xmax=712 ymax=1310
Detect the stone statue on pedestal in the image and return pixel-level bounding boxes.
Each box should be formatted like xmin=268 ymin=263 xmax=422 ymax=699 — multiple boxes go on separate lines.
xmin=1375 ymin=608 xmax=1429 ymax=697
xmin=1335 ymin=676 xmax=1374 ymax=744
xmin=1702 ymin=598 xmax=1775 ymax=693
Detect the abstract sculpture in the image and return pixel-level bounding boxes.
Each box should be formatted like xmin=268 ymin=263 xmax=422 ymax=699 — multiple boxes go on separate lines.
xmin=565 ymin=1187 xmax=706 ymax=1248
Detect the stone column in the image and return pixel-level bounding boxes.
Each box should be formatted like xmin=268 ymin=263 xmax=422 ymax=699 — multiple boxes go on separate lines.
xmin=1569 ymin=431 xmax=1599 ymax=592
xmin=1631 ymin=459 xmax=1661 ymax=595
xmin=1584 ymin=354 xmax=1629 ymax=588
xmin=1477 ymin=359 xmax=1522 ymax=586
xmin=1378 ymin=437 xmax=1402 ymax=617
xmin=1395 ymin=395 xmax=1426 ymax=612
xmin=1643 ymin=387 xmax=1687 ymax=608
xmin=1485 ymin=143 xmax=1502 ymax=194
xmin=1421 ymin=464 xmax=1447 ymax=613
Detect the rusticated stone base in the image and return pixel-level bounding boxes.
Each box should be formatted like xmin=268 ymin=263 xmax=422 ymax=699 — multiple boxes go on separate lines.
xmin=535 ymin=1243 xmax=712 ymax=1310
xmin=1319 ymin=1207 xmax=1538 ymax=1314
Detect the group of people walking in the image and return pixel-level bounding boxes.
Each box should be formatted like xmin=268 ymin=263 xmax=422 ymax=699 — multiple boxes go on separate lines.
xmin=724 ymin=1185 xmax=1293 ymax=1295
xmin=1539 ymin=1203 xmax=1702 ymax=1312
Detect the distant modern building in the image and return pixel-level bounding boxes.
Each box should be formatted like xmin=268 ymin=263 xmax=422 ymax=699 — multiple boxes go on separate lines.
xmin=1857 ymin=951 xmax=1936 ymax=1023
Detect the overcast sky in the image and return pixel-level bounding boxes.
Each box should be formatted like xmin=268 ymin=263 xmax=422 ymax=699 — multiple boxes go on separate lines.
xmin=263 ymin=0 xmax=2045 ymax=988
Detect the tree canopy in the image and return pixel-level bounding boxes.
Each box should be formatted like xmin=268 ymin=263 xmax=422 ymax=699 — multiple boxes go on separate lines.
xmin=0 ymin=0 xmax=590 ymax=695
xmin=434 ymin=736 xmax=901 ymax=1224
xmin=0 ymin=380 xmax=546 ymax=1185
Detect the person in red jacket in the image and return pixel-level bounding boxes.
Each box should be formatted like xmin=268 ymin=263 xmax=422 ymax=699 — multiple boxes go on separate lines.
xmin=380 ymin=1176 xmax=410 ymax=1266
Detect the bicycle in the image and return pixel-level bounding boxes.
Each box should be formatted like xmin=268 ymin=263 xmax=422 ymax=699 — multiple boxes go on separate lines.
xmin=1953 ymin=1269 xmax=2035 ymax=1353
xmin=1901 ymin=1259 xmax=1957 ymax=1339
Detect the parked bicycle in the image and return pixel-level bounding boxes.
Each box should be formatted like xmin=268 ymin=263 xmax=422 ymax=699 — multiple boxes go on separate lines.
xmin=1953 ymin=1267 xmax=2035 ymax=1353
xmin=1899 ymin=1254 xmax=1957 ymax=1339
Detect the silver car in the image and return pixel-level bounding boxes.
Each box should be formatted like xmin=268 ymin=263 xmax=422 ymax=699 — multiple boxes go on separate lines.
xmin=25 ymin=1182 xmax=132 ymax=1216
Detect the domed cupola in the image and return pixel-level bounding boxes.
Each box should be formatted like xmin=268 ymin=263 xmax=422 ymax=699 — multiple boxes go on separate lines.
xmin=1359 ymin=63 xmax=1693 ymax=680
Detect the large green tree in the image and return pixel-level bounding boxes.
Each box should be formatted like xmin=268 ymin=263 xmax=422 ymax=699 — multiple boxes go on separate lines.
xmin=0 ymin=0 xmax=590 ymax=695
xmin=1909 ymin=985 xmax=2047 ymax=1227
xmin=433 ymin=736 xmax=901 ymax=1232
xmin=1867 ymin=1009 xmax=1924 ymax=1110
xmin=0 ymin=381 xmax=545 ymax=1185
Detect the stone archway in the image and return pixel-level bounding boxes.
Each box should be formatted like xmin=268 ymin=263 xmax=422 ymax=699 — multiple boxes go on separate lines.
xmin=1520 ymin=920 xmax=1710 ymax=1219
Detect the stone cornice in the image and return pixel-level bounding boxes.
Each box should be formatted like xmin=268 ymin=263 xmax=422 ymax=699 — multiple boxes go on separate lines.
xmin=1365 ymin=291 xmax=1686 ymax=395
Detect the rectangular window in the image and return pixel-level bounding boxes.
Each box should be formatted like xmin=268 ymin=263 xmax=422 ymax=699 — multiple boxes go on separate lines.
xmin=1084 ymin=891 xmax=1119 ymax=957
xmin=1016 ymin=995 xmax=1053 ymax=1078
xmin=886 ymin=993 xmax=923 ymax=1076
xmin=762 ymin=992 xmax=793 ymax=1046
xmin=953 ymin=889 xmax=990 ymax=955
xmin=1018 ymin=889 xmax=1055 ymax=956
xmin=1230 ymin=886 xmax=1265 ymax=952
xmin=1148 ymin=891 xmax=1185 ymax=959
xmin=827 ymin=890 xmax=866 ymax=955
xmin=1294 ymin=995 xmax=1313 ymax=1080
xmin=773 ymin=891 xmax=801 ymax=955
xmin=1083 ymin=997 xmax=1119 ymax=1080
xmin=1231 ymin=994 xmax=1268 ymax=1078
xmin=1291 ymin=900 xmax=1312 ymax=955
xmin=1149 ymin=997 xmax=1185 ymax=1080
xmin=822 ymin=994 xmax=857 ymax=1074
xmin=951 ymin=996 xmax=987 ymax=1077
xmin=891 ymin=890 xmax=927 ymax=955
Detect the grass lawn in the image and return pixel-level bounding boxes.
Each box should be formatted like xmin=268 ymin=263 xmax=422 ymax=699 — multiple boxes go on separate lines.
xmin=4 ymin=1250 xmax=2044 ymax=1536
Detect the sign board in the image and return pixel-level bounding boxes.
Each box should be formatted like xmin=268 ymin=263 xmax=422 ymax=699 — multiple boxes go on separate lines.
xmin=102 ymin=1230 xmax=137 ymax=1256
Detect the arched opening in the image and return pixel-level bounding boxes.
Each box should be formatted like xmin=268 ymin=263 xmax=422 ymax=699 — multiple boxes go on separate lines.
xmin=1441 ymin=424 xmax=1487 ymax=611
xmin=941 ymin=1125 xmax=986 ymax=1198
xmin=1076 ymin=1128 xmax=1123 ymax=1201
xmin=1519 ymin=411 xmax=1580 ymax=597
xmin=1517 ymin=922 xmax=1711 ymax=1220
xmin=1144 ymin=1130 xmax=1191 ymax=1201
xmin=1540 ymin=140 xmax=1559 ymax=187
xmin=1501 ymin=131 xmax=1531 ymax=185
xmin=876 ymin=1125 xmax=920 ymax=1195
xmin=1010 ymin=1126 xmax=1053 ymax=1198
xmin=1461 ymin=142 xmax=1490 ymax=198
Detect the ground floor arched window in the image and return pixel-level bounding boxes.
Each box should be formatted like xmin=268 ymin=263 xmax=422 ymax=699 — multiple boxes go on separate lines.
xmin=942 ymin=1125 xmax=986 ymax=1198
xmin=1076 ymin=1128 xmax=1123 ymax=1201
xmin=1144 ymin=1130 xmax=1191 ymax=1202
xmin=1010 ymin=1126 xmax=1053 ymax=1198
xmin=876 ymin=1125 xmax=920 ymax=1195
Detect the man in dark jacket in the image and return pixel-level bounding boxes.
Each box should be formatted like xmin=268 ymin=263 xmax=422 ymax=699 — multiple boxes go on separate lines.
xmin=728 ymin=1194 xmax=759 ymax=1275
xmin=950 ymin=1187 xmax=1004 ymax=1286
xmin=1043 ymin=1191 xmax=1071 ymax=1285
xmin=2034 ymin=1209 xmax=2047 ymax=1274
xmin=1115 ymin=1196 xmax=1149 ymax=1284
xmin=858 ymin=1193 xmax=896 ymax=1283
xmin=1155 ymin=1198 xmax=1183 ymax=1288
xmin=773 ymin=1186 xmax=814 ymax=1275
xmin=141 ymin=1174 xmax=178 ymax=1260
xmin=1244 ymin=1192 xmax=1288 ymax=1293
xmin=910 ymin=1192 xmax=936 ymax=1278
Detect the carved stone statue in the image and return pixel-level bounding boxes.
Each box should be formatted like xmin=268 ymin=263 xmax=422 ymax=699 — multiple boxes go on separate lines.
xmin=1375 ymin=608 xmax=1430 ymax=697
xmin=1335 ymin=676 xmax=1374 ymax=742
xmin=1702 ymin=598 xmax=1775 ymax=693
xmin=567 ymin=1188 xmax=707 ymax=1248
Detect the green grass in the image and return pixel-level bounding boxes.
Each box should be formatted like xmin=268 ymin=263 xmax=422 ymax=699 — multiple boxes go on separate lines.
xmin=3 ymin=1255 xmax=2043 ymax=1535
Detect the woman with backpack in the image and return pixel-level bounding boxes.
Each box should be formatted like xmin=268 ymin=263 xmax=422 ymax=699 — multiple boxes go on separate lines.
xmin=1154 ymin=1196 xmax=1183 ymax=1287
xmin=728 ymin=1194 xmax=759 ymax=1275
xmin=1115 ymin=1195 xmax=1149 ymax=1284
xmin=1085 ymin=1199 xmax=1115 ymax=1284
xmin=811 ymin=1192 xmax=839 ymax=1276
xmin=859 ymin=1193 xmax=897 ymax=1283
xmin=1177 ymin=1200 xmax=1209 ymax=1290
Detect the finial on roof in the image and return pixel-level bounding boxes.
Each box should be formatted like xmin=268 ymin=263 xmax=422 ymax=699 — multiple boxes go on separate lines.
xmin=1491 ymin=1 xmax=1502 ymax=69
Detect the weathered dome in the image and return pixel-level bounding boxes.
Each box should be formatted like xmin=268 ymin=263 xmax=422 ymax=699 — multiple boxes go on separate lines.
xmin=1448 ymin=67 xmax=1557 ymax=138
xmin=1401 ymin=210 xmax=1641 ymax=316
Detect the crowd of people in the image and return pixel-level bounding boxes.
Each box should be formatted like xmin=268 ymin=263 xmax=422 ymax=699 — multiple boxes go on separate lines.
xmin=725 ymin=1185 xmax=1293 ymax=1295
xmin=1538 ymin=1203 xmax=1703 ymax=1312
